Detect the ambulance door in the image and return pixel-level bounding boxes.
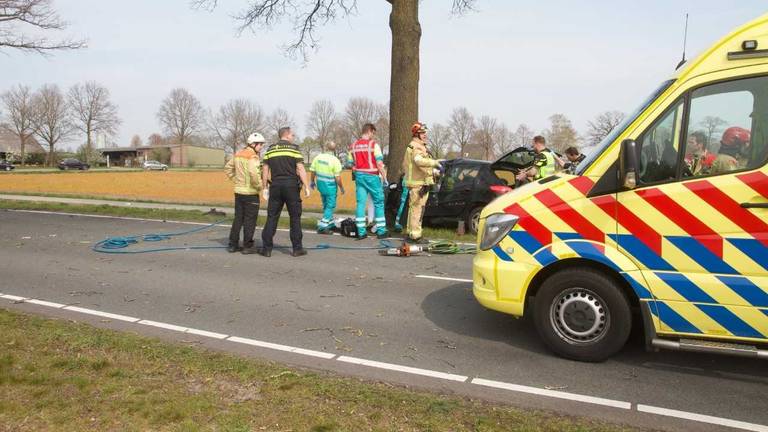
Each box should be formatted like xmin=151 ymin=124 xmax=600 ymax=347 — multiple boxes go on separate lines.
xmin=619 ymin=76 xmax=768 ymax=341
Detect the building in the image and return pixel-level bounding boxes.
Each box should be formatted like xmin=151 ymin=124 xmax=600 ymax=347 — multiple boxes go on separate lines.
xmin=0 ymin=129 xmax=46 ymax=161
xmin=100 ymin=144 xmax=225 ymax=168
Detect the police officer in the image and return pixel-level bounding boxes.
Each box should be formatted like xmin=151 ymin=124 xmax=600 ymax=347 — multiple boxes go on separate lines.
xmin=259 ymin=127 xmax=310 ymax=257
xmin=402 ymin=122 xmax=441 ymax=244
xmin=347 ymin=123 xmax=388 ymax=239
xmin=309 ymin=140 xmax=345 ymax=234
xmin=224 ymin=132 xmax=265 ymax=254
xmin=516 ymin=135 xmax=557 ymax=183
xmin=563 ymin=146 xmax=586 ymax=174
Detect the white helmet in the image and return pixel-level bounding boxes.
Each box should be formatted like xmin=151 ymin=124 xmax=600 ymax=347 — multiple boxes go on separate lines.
xmin=247 ymin=132 xmax=265 ymax=145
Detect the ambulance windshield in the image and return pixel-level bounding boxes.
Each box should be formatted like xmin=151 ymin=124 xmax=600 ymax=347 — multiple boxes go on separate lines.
xmin=577 ymin=79 xmax=676 ymax=175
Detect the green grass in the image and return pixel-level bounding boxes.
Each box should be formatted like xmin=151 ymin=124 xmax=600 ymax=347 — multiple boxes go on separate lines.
xmin=0 ymin=199 xmax=476 ymax=242
xmin=0 ymin=308 xmax=642 ymax=431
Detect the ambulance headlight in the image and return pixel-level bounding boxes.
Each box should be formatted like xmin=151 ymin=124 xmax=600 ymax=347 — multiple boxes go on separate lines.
xmin=479 ymin=213 xmax=519 ymax=251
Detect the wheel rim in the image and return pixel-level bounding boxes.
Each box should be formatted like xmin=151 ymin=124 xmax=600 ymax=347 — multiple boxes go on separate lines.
xmin=550 ymin=287 xmax=610 ymax=344
xmin=471 ymin=210 xmax=481 ymax=233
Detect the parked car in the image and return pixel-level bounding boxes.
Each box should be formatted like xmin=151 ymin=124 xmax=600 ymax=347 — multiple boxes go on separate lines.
xmin=142 ymin=160 xmax=168 ymax=171
xmin=58 ymin=158 xmax=90 ymax=170
xmin=0 ymin=160 xmax=14 ymax=171
xmin=386 ymin=147 xmax=540 ymax=234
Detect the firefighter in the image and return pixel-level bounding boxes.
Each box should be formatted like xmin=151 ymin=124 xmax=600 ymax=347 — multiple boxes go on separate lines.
xmin=309 ymin=141 xmax=345 ymax=234
xmin=711 ymin=126 xmax=751 ymax=174
xmin=347 ymin=123 xmax=388 ymax=239
xmin=393 ymin=174 xmax=409 ymax=233
xmin=402 ymin=122 xmax=441 ymax=244
xmin=224 ymin=132 xmax=265 ymax=254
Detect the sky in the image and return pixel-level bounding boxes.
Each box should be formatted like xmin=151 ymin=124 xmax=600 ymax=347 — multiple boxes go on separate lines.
xmin=2 ymin=1 xmax=767 ymax=151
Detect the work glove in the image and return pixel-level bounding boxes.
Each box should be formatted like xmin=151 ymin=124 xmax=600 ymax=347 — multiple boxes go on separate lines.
xmin=310 ymin=181 xmax=316 ymax=190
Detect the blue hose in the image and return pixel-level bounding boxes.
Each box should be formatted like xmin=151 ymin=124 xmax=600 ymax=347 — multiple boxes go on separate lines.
xmin=92 ymin=219 xmax=394 ymax=254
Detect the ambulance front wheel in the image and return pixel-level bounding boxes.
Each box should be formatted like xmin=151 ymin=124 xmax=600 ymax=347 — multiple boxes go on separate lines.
xmin=533 ymin=268 xmax=632 ymax=362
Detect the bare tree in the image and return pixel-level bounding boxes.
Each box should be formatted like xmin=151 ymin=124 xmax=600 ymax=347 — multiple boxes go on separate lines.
xmin=267 ymin=107 xmax=294 ymax=142
xmin=493 ymin=123 xmax=514 ymax=156
xmin=699 ymin=116 xmax=728 ymax=148
xmin=157 ymin=88 xmax=204 ymax=145
xmin=511 ymin=123 xmax=534 ymax=148
xmin=68 ymin=82 xmax=121 ymax=163
xmin=147 ymin=133 xmax=166 ymax=147
xmin=305 ymin=99 xmax=336 ymax=156
xmin=210 ymin=99 xmax=265 ymax=154
xmin=586 ymin=110 xmax=625 ymax=146
xmin=0 ymin=0 xmax=86 ymax=54
xmin=130 ymin=134 xmax=142 ymax=148
xmin=344 ymin=96 xmax=378 ymax=141
xmin=448 ymin=106 xmax=475 ymax=157
xmin=374 ymin=102 xmax=389 ymax=154
xmin=427 ymin=122 xmax=451 ymax=159
xmin=471 ymin=115 xmax=499 ymax=160
xmin=544 ymin=113 xmax=579 ymax=153
xmin=30 ymin=84 xmax=73 ymax=166
xmin=1 ymin=84 xmax=36 ymax=165
xmin=193 ymin=0 xmax=478 ymax=182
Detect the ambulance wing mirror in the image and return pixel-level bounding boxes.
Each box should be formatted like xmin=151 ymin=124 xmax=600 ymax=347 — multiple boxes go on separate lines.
xmin=619 ymin=139 xmax=638 ymax=189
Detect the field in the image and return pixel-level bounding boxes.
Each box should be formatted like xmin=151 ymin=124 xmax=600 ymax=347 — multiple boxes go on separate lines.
xmin=0 ymin=170 xmax=359 ymax=211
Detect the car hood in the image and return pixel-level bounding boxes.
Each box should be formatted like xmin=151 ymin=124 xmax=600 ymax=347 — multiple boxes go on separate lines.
xmin=480 ymin=173 xmax=581 ymax=218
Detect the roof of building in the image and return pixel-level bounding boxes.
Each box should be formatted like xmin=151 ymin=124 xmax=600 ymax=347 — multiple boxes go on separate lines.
xmin=100 ymin=144 xmax=224 ymax=152
xmin=0 ymin=128 xmax=45 ymax=154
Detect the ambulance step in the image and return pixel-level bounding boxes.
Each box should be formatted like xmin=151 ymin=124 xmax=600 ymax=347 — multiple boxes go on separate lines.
xmin=651 ymin=338 xmax=768 ymax=359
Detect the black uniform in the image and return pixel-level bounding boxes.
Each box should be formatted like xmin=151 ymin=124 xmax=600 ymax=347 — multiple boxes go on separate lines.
xmin=261 ymin=140 xmax=305 ymax=252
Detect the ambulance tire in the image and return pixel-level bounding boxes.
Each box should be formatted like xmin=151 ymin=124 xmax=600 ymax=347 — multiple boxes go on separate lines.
xmin=534 ymin=268 xmax=632 ymax=362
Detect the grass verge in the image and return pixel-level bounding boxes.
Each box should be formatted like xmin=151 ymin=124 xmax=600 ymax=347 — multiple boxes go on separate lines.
xmin=0 ymin=199 xmax=475 ymax=242
xmin=0 ymin=308 xmax=640 ymax=431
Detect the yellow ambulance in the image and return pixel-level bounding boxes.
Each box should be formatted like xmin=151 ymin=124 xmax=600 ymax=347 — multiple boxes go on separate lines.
xmin=474 ymin=13 xmax=768 ymax=361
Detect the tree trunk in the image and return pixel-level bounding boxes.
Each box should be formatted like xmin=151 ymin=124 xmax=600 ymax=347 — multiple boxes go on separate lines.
xmin=20 ymin=134 xmax=26 ymax=167
xmin=48 ymin=143 xmax=55 ymax=167
xmin=85 ymin=125 xmax=92 ymax=164
xmin=386 ymin=0 xmax=421 ymax=183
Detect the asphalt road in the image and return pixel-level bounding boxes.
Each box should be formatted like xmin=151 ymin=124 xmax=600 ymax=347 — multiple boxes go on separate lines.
xmin=1 ymin=210 xmax=766 ymax=432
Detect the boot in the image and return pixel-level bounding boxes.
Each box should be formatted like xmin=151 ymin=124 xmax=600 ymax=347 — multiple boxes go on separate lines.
xmin=227 ymin=244 xmax=241 ymax=253
xmin=291 ymin=248 xmax=308 ymax=257
xmin=257 ymin=248 xmax=272 ymax=257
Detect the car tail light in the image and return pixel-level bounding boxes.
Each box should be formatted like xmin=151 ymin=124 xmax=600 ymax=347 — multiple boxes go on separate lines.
xmin=490 ymin=185 xmax=512 ymax=195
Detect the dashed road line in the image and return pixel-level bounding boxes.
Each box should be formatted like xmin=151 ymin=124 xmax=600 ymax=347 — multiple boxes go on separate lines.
xmin=472 ymin=378 xmax=631 ymax=410
xmin=637 ymin=405 xmax=768 ymax=432
xmin=337 ymin=355 xmax=468 ymax=382
xmin=415 ymin=275 xmax=473 ymax=283
xmin=3 ymin=291 xmax=766 ymax=431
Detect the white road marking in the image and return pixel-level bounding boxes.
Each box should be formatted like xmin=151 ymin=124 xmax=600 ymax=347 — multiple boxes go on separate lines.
xmin=186 ymin=327 xmax=228 ymax=340
xmin=3 ymin=290 xmax=767 ymax=431
xmin=637 ymin=405 xmax=768 ymax=432
xmin=25 ymin=299 xmax=66 ymax=309
xmin=138 ymin=319 xmax=189 ymax=332
xmin=415 ymin=275 xmax=473 ymax=283
xmin=337 ymin=356 xmax=468 ymax=382
xmin=64 ymin=306 xmax=140 ymax=323
xmin=472 ymin=378 xmax=631 ymax=410
xmin=227 ymin=336 xmax=335 ymax=359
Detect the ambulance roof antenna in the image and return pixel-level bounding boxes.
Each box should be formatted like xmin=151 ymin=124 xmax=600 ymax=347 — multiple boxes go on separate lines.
xmin=676 ymin=13 xmax=689 ymax=70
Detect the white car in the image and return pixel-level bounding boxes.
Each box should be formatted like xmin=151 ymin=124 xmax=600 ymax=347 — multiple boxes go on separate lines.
xmin=142 ymin=160 xmax=168 ymax=171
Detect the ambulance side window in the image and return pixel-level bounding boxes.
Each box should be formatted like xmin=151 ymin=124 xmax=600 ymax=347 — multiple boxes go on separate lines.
xmin=636 ymin=100 xmax=684 ymax=184
xmin=683 ymin=76 xmax=768 ymax=178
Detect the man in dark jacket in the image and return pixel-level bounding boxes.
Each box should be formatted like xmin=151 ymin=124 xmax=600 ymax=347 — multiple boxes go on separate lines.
xmin=259 ymin=127 xmax=311 ymax=257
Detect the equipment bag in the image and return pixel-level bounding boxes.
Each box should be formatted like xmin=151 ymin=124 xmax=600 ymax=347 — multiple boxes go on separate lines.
xmin=339 ymin=218 xmax=358 ymax=238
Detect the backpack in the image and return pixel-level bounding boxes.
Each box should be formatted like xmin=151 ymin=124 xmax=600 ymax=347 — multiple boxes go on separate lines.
xmin=339 ymin=218 xmax=358 ymax=238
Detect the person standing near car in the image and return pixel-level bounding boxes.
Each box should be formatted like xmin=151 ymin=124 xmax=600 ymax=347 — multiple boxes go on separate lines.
xmin=259 ymin=127 xmax=310 ymax=257
xmin=309 ymin=140 xmax=345 ymax=234
xmin=516 ymin=135 xmax=558 ymax=183
xmin=402 ymin=122 xmax=441 ymax=244
xmin=347 ymin=123 xmax=388 ymax=239
xmin=224 ymin=132 xmax=265 ymax=254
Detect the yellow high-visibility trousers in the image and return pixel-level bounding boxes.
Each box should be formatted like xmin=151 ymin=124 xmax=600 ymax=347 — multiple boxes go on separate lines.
xmin=407 ymin=187 xmax=429 ymax=240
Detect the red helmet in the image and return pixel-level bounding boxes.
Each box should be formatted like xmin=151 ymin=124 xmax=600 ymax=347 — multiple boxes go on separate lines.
xmin=720 ymin=126 xmax=750 ymax=147
xmin=411 ymin=122 xmax=428 ymax=137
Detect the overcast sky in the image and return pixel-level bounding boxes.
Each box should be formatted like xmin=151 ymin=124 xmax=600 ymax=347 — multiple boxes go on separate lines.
xmin=3 ymin=1 xmax=767 ymax=150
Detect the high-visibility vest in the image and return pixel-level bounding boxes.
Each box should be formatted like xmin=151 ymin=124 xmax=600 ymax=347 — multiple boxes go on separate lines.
xmin=350 ymin=139 xmax=379 ymax=174
xmin=535 ymin=150 xmax=556 ymax=179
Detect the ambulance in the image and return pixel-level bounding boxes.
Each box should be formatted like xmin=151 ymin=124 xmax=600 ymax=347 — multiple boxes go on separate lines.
xmin=473 ymin=13 xmax=768 ymax=362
